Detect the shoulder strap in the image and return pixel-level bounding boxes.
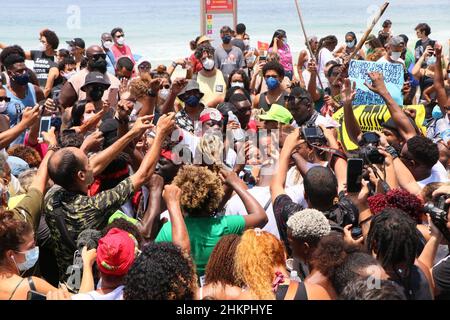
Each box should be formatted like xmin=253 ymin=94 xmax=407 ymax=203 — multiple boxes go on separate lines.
xmin=284 ymin=280 xmax=299 ymax=300
xmin=52 ymin=196 xmax=77 ymax=252
xmin=263 ymin=197 xmax=272 ymax=211
xmin=27 ymin=277 xmax=37 ymax=292
xmin=9 ymin=277 xmax=26 ymax=300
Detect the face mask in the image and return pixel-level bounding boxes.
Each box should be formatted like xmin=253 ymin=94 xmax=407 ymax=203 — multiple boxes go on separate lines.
xmin=282 ymin=38 xmax=287 ymax=46
xmin=83 ymin=112 xmax=95 ymax=123
xmin=427 ymin=56 xmax=437 ymax=66
xmin=365 ymin=44 xmax=371 ymax=50
xmin=63 ymin=71 xmax=76 ymax=80
xmin=12 ymin=72 xmax=30 ymax=86
xmin=89 ymin=58 xmax=107 ymax=74
xmin=0 ymin=101 xmax=8 ymax=113
xmin=346 ymin=40 xmax=356 ymax=49
xmin=89 ymin=88 xmax=104 ymax=102
xmin=117 ymin=37 xmax=125 ymax=46
xmin=432 ymin=105 xmax=443 ymax=120
xmin=222 ymin=35 xmax=232 ymax=44
xmin=390 ymin=52 xmax=402 ymax=61
xmin=202 ymin=58 xmax=215 ymax=71
xmin=103 ymin=40 xmax=113 ymax=50
xmin=243 ymin=40 xmax=250 ymax=47
xmin=266 ymin=77 xmax=280 ymax=90
xmin=231 ymin=81 xmax=245 ymax=89
xmin=184 ymin=95 xmax=201 ymax=107
xmin=15 ymin=247 xmax=39 ymax=272
xmin=159 ymin=88 xmax=170 ymax=101
xmin=39 ymin=42 xmax=46 ymax=52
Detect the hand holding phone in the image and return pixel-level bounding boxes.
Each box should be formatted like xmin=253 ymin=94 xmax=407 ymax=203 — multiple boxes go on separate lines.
xmin=347 ymin=158 xmax=364 ymax=193
xmin=39 ymin=116 xmax=52 ymax=142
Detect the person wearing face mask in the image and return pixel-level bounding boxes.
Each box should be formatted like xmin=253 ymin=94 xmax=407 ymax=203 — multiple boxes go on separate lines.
xmin=3 ymin=54 xmax=45 ymax=145
xmin=43 ymin=56 xmax=76 ymax=99
xmin=110 ymin=27 xmax=135 ymax=64
xmin=195 ymin=44 xmax=227 ymax=108
xmin=59 ymin=45 xmax=120 ymax=112
xmin=377 ymin=36 xmax=406 ymax=66
xmin=66 ymin=38 xmax=86 ymax=71
xmin=334 ymin=32 xmax=365 ymax=62
xmin=101 ymin=33 xmax=116 ymax=75
xmin=214 ymin=26 xmax=245 ymax=84
xmin=227 ymin=69 xmax=250 ymax=92
xmin=1 ymin=29 xmax=59 ymax=88
xmin=268 ymin=30 xmax=294 ymax=81
xmin=175 ymin=80 xmax=205 ymax=134
xmin=253 ymin=61 xmax=288 ymax=112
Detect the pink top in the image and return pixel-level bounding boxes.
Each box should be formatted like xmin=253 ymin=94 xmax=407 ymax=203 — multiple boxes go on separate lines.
xmin=111 ymin=44 xmax=135 ymax=64
xmin=24 ymin=132 xmax=48 ymax=159
xmin=269 ymin=43 xmax=293 ymax=72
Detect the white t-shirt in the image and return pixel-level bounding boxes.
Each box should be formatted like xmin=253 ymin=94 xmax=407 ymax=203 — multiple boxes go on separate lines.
xmin=317 ymin=48 xmax=335 ymax=88
xmin=291 ymin=113 xmax=340 ymax=129
xmin=222 ymin=185 xmax=307 ymax=239
xmin=71 ymin=285 xmax=124 ymax=300
xmin=417 ymin=161 xmax=449 ymax=188
xmin=376 ymin=56 xmax=405 ymax=67
xmin=286 ymin=162 xmax=328 ymax=188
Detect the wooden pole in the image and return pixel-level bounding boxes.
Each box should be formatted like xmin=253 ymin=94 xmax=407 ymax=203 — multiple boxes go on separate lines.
xmin=333 ymin=2 xmax=390 ymax=85
xmin=294 ymin=0 xmax=324 ymax=90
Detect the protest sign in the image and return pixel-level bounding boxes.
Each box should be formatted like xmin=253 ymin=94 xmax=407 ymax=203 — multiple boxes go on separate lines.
xmin=348 ymin=60 xmax=405 ymax=106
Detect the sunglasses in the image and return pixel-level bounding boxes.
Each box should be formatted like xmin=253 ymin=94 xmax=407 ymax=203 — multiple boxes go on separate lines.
xmin=115 ymin=34 xmax=125 ymax=38
xmin=91 ymin=53 xmax=107 ymax=61
xmin=161 ymin=84 xmax=170 ymax=89
xmin=0 ymin=96 xmax=11 ymax=102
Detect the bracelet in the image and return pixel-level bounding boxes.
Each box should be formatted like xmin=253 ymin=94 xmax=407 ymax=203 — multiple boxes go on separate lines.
xmin=48 ymin=144 xmax=60 ymax=152
xmin=171 ymin=61 xmax=178 ymax=68
xmin=385 ymin=145 xmax=398 ymax=159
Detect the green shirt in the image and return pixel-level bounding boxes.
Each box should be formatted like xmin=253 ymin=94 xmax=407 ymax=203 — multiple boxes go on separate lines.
xmin=155 ymin=215 xmax=246 ymax=276
xmin=405 ymin=49 xmax=415 ymax=70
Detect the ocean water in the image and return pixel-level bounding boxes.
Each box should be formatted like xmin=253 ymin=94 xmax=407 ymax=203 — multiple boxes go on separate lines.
xmin=1 ymin=0 xmax=449 ymax=65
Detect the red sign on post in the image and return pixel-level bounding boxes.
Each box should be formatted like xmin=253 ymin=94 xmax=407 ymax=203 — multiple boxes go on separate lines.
xmin=205 ymin=0 xmax=234 ymax=12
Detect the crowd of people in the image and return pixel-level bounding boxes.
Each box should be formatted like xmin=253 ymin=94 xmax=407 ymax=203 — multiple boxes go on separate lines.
xmin=0 ymin=20 xmax=449 ymax=301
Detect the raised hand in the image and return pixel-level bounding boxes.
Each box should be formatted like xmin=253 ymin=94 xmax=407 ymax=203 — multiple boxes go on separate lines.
xmin=170 ymin=78 xmax=189 ymax=96
xmin=41 ymin=127 xmax=58 ymax=145
xmin=364 ymin=72 xmax=388 ymax=96
xmin=21 ymin=104 xmax=40 ymax=126
xmin=341 ymin=78 xmax=356 ymax=105
xmin=156 ymin=112 xmax=176 ymax=136
xmin=132 ymin=115 xmax=155 ymax=135
xmin=162 ymin=184 xmax=182 ymax=205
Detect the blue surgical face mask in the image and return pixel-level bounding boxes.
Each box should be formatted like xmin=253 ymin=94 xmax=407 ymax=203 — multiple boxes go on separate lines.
xmin=427 ymin=56 xmax=437 ymax=66
xmin=266 ymin=77 xmax=280 ymax=90
xmin=15 ymin=247 xmax=39 ymax=272
xmin=432 ymin=105 xmax=443 ymax=120
xmin=222 ymin=35 xmax=232 ymax=44
xmin=184 ymin=95 xmax=201 ymax=107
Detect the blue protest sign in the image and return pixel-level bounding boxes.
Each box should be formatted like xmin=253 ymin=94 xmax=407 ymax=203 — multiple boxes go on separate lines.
xmin=348 ymin=60 xmax=404 ymax=106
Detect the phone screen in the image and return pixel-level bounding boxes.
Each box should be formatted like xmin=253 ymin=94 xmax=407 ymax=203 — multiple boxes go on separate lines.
xmin=39 ymin=117 xmax=51 ymax=138
xmin=27 ymin=290 xmax=47 ymax=300
xmin=347 ymin=158 xmax=364 ymax=193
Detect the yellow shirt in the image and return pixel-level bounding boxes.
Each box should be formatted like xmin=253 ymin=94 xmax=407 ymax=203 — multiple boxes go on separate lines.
xmin=197 ymin=70 xmax=227 ymax=107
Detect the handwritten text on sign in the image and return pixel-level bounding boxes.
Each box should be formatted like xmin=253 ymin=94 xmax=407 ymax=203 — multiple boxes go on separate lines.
xmin=348 ymin=60 xmax=404 ymax=106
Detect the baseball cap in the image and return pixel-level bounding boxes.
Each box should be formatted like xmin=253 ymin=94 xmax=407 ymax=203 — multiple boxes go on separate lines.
xmin=199 ymin=108 xmax=224 ymax=124
xmin=197 ymin=35 xmax=212 ymax=46
xmin=258 ymin=104 xmax=293 ymax=125
xmin=66 ymin=38 xmax=86 ymax=49
xmin=80 ymin=71 xmax=111 ymax=92
xmin=96 ymin=228 xmax=138 ymax=276
xmin=178 ymin=79 xmax=204 ymax=99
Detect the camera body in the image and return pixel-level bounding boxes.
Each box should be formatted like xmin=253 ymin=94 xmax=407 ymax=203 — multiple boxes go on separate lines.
xmin=358 ymin=132 xmax=384 ymax=165
xmin=424 ymin=195 xmax=450 ymax=242
xmin=301 ymin=125 xmax=327 ymax=145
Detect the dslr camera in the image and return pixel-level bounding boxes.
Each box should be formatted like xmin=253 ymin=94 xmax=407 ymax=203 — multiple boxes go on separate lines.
xmin=424 ymin=195 xmax=450 ymax=241
xmin=358 ymin=132 xmax=384 ymax=165
xmin=301 ymin=125 xmax=327 ymax=145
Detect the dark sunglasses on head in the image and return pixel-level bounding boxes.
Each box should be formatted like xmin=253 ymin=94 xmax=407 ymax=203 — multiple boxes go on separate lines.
xmin=0 ymin=96 xmax=11 ymax=102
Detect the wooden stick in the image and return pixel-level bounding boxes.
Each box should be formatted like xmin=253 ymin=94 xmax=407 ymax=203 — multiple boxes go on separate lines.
xmin=294 ymin=0 xmax=324 ymax=90
xmin=333 ymin=2 xmax=390 ymax=85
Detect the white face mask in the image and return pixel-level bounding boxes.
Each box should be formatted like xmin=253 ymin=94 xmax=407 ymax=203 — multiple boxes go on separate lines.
xmin=158 ymin=88 xmax=170 ymax=101
xmin=365 ymin=43 xmax=371 ymax=50
xmin=83 ymin=112 xmax=95 ymax=123
xmin=103 ymin=40 xmax=113 ymax=50
xmin=202 ymin=58 xmax=215 ymax=71
xmin=231 ymin=81 xmax=245 ymax=89
xmin=243 ymin=40 xmax=250 ymax=47
xmin=39 ymin=42 xmax=46 ymax=52
xmin=0 ymin=101 xmax=8 ymax=113
xmin=63 ymin=71 xmax=76 ymax=80
xmin=390 ymin=51 xmax=402 ymax=61
xmin=116 ymin=37 xmax=125 ymax=46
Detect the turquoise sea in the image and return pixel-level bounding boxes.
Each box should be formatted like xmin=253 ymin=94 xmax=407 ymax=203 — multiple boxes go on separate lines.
xmin=1 ymin=0 xmax=449 ymax=65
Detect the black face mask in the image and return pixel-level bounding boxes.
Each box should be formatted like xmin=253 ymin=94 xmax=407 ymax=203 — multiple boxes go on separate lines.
xmin=89 ymin=87 xmax=105 ymax=102
xmin=89 ymin=58 xmax=107 ymax=74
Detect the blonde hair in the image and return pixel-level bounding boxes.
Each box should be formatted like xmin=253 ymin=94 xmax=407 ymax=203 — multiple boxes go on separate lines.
xmin=197 ymin=134 xmax=225 ymax=167
xmin=234 ymin=229 xmax=286 ymax=300
xmin=129 ymin=73 xmax=152 ymax=99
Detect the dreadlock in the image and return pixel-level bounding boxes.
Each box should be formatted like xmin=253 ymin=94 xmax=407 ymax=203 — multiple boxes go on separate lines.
xmin=316 ymin=35 xmax=338 ymax=60
xmin=366 ymin=208 xmax=419 ymax=298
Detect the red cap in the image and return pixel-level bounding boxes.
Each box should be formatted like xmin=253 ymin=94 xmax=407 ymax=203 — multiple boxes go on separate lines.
xmin=96 ymin=228 xmax=137 ymax=276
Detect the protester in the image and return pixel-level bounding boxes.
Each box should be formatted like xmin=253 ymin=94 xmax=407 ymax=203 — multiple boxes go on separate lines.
xmin=268 ymin=30 xmax=294 ymax=80
xmin=334 ymin=32 xmax=365 ymax=62
xmin=66 ymin=38 xmax=86 ymax=71
xmin=110 ymin=27 xmax=135 ymax=63
xmin=214 ymin=26 xmax=245 ymax=83
xmin=253 ymin=61 xmax=288 ymax=111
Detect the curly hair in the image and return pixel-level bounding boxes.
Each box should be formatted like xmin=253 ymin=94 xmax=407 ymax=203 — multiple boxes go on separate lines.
xmin=234 ymin=229 xmax=286 ymax=300
xmin=123 ymin=242 xmax=197 ymax=300
xmin=262 ymin=61 xmax=285 ymax=79
xmin=194 ymin=43 xmax=215 ymax=61
xmin=287 ymin=208 xmax=331 ymax=245
xmin=40 ymin=29 xmax=59 ymax=50
xmin=129 ymin=73 xmax=151 ymax=99
xmin=172 ymin=165 xmax=224 ymax=216
xmin=367 ymin=189 xmax=424 ymax=224
xmin=0 ymin=210 xmax=32 ymax=260
xmin=7 ymin=145 xmax=42 ymax=168
xmin=421 ymin=182 xmax=447 ymax=203
xmin=0 ymin=45 xmax=25 ymax=66
xmin=340 ymin=277 xmax=406 ymax=300
xmin=205 ymin=234 xmax=243 ymax=287
xmin=310 ymin=233 xmax=347 ymax=278
xmin=406 ymin=136 xmax=439 ymax=169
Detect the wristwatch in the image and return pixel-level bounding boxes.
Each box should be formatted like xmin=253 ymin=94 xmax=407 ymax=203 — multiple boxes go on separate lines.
xmin=171 ymin=61 xmax=178 ymax=68
xmin=385 ymin=145 xmax=398 ymax=159
xmin=48 ymin=144 xmax=60 ymax=152
xmin=147 ymin=88 xmax=157 ymax=97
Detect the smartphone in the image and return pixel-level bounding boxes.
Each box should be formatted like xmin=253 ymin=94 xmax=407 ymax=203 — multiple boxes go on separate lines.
xmin=27 ymin=290 xmax=46 ymax=300
xmin=351 ymin=226 xmax=363 ymax=239
xmin=259 ymin=56 xmax=267 ymax=62
xmin=347 ymin=158 xmax=364 ymax=193
xmin=39 ymin=116 xmax=52 ymax=140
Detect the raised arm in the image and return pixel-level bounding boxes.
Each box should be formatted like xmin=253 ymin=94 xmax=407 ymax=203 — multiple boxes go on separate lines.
xmin=365 ymin=72 xmax=416 ymax=141
xmin=220 ymin=169 xmax=267 ymax=229
xmin=307 ymin=60 xmax=322 ymax=102
xmin=412 ymin=47 xmax=431 ymax=80
xmin=341 ymin=78 xmax=362 ymax=145
xmin=138 ymin=174 xmax=164 ymax=242
xmin=162 ymin=184 xmax=191 ymax=254
xmin=0 ymin=105 xmax=39 ymax=149
xmin=138 ymin=79 xmax=160 ymax=117
xmin=433 ymin=43 xmax=449 ymax=112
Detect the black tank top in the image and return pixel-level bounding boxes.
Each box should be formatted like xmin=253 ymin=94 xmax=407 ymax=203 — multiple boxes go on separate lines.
xmin=258 ymin=91 xmax=287 ymax=112
xmin=275 ymin=282 xmax=308 ymax=300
